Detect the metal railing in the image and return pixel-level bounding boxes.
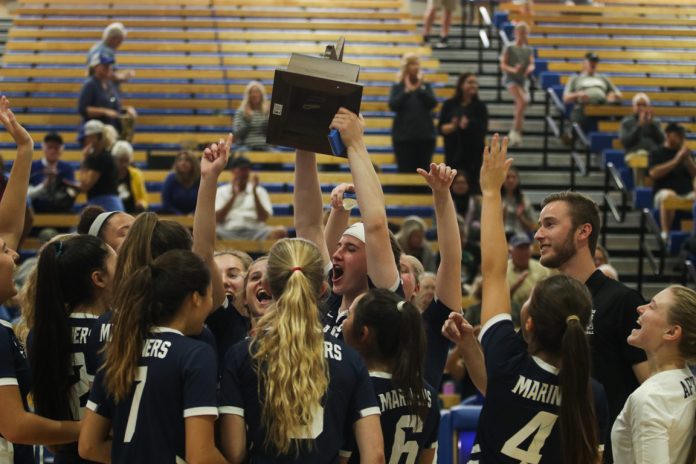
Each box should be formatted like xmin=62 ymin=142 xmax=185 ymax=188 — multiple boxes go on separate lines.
xmin=685 ymin=260 xmax=696 ymax=289
xmin=542 ymin=87 xmax=565 ymax=169
xmin=600 ymin=162 xmax=628 ymax=248
xmin=637 ymin=208 xmax=665 ymax=295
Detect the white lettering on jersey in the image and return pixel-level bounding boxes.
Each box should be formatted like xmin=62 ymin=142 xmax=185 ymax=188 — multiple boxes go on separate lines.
xmin=323 ymin=341 xmax=342 ymax=361
xmin=99 ymin=323 xmax=112 ymax=343
xmin=71 ymin=326 xmax=90 ymax=345
xmin=141 ymin=339 xmax=171 ymax=359
xmin=511 ymin=375 xmax=561 ymax=406
xmin=586 ymin=309 xmax=596 ymax=335
xmin=378 ymin=388 xmax=433 ymax=412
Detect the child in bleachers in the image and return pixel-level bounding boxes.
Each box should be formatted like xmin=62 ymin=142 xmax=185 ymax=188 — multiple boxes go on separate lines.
xmin=500 ymin=22 xmax=535 ymax=148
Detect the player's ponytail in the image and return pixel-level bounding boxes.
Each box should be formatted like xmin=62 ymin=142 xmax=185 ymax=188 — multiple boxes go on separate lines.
xmin=528 ymin=275 xmax=598 ymax=464
xmin=105 ymin=250 xmax=210 ymax=401
xmin=30 ymin=234 xmax=110 ymax=420
xmin=251 ymin=238 xmax=328 ymax=455
xmin=350 ymin=288 xmax=428 ymax=422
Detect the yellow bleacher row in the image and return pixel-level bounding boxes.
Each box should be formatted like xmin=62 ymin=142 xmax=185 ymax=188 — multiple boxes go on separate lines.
xmin=9 ymin=29 xmax=422 ymax=44
xmin=510 ymin=12 xmax=696 ymax=27
xmin=532 ymin=25 xmax=696 ymax=37
xmin=17 ymin=0 xmax=403 ymax=8
xmin=503 ymin=1 xmax=696 ymax=15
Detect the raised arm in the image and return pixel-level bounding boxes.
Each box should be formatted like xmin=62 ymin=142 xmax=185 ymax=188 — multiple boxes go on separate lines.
xmin=441 ymin=312 xmax=487 ymax=394
xmin=0 ymin=97 xmax=34 ymax=250
xmin=331 ymin=108 xmax=399 ymax=289
xmin=324 ymin=183 xmax=353 ymax=256
xmin=293 ymin=150 xmax=330 ymax=265
xmin=416 ymin=163 xmax=461 ymax=311
xmin=197 ymin=134 xmax=233 ymax=310
xmin=480 ymin=135 xmax=513 ymax=326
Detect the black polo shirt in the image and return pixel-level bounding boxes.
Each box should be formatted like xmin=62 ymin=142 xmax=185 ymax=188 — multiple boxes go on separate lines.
xmin=585 ymin=270 xmax=647 ymax=463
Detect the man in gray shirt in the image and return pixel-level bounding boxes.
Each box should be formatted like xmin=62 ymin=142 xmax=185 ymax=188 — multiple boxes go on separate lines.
xmin=620 ymin=93 xmax=664 ymax=186
xmin=563 ymin=52 xmax=621 ymax=130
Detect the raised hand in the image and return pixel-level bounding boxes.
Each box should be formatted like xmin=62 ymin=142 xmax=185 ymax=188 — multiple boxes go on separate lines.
xmin=330 ymin=108 xmax=365 ymax=150
xmin=441 ymin=312 xmax=477 ymax=348
xmin=0 ymin=96 xmax=33 ymax=150
xmin=202 ymin=133 xmax=233 ymax=178
xmin=480 ymin=133 xmax=512 ymax=195
xmin=330 ymin=182 xmax=355 ymax=210
xmin=417 ymin=162 xmax=457 ymax=194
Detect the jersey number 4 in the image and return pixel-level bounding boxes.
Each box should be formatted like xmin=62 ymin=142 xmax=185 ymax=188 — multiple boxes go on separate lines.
xmin=390 ymin=414 xmax=424 ymax=464
xmin=124 ymin=366 xmax=148 ymax=443
xmin=501 ymin=411 xmax=557 ymax=464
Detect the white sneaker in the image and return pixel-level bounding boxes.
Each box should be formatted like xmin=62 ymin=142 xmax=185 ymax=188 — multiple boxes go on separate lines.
xmin=508 ymin=130 xmax=522 ymax=147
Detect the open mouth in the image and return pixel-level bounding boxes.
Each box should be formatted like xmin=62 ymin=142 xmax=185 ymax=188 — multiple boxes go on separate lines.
xmin=255 ymin=289 xmax=272 ymax=305
xmin=332 ymin=265 xmax=344 ymax=282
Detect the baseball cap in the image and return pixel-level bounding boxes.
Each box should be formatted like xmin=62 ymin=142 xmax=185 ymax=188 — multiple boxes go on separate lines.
xmin=88 ymin=51 xmax=116 ymax=68
xmin=43 ymin=132 xmax=63 ymax=145
xmin=83 ymin=119 xmax=105 ymax=137
xmin=509 ymin=233 xmax=532 ymax=248
xmin=585 ymin=52 xmax=600 ymax=62
xmin=229 ymin=156 xmax=251 ymax=169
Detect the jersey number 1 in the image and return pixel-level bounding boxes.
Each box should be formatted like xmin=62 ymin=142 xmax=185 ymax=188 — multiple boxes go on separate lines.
xmin=501 ymin=411 xmax=557 ymax=464
xmin=124 ymin=366 xmax=148 ymax=443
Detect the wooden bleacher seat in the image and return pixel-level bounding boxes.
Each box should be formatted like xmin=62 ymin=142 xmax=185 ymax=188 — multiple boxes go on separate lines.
xmin=558 ymin=74 xmax=696 ymax=89
xmin=598 ymin=121 xmax=696 ymax=133
xmin=510 ymin=13 xmax=696 ymax=27
xmin=16 ymin=0 xmax=402 ymax=6
xmin=10 ymin=29 xmax=423 ymax=44
xmin=532 ymin=26 xmax=696 ymax=37
xmin=537 ymin=49 xmax=696 ymax=63
xmin=584 ymin=105 xmax=696 ymax=118
xmin=548 ymin=62 xmax=695 ymax=76
xmin=531 ymin=37 xmax=696 ymax=50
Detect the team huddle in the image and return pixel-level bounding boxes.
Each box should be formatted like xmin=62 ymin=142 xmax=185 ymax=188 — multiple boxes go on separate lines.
xmin=0 ymin=97 xmax=695 ymax=464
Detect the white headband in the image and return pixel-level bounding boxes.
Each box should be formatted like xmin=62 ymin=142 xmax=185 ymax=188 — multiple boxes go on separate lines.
xmin=342 ymin=222 xmax=365 ymax=243
xmin=88 ymin=211 xmax=118 ymax=237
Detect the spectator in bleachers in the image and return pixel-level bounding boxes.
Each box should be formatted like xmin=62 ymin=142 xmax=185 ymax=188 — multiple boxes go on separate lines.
xmin=563 ymin=52 xmax=621 ymax=131
xmin=415 ymin=271 xmax=436 ymax=312
xmin=233 ymin=81 xmax=272 ymax=153
xmin=28 ymin=132 xmax=77 ymax=213
xmin=422 ymin=0 xmax=455 ymax=48
xmin=594 ymin=244 xmax=619 ymax=281
xmin=450 ymin=171 xmax=481 ymax=239
xmin=389 ymin=54 xmax=437 ymax=174
xmin=648 ymin=123 xmax=696 ymax=241
xmin=500 ymin=22 xmax=535 ymax=148
xmin=161 ymin=150 xmax=200 ymax=215
xmin=214 ymin=156 xmax=287 ymax=240
xmin=502 ymin=167 xmax=536 ymax=237
xmin=438 ymin=73 xmax=489 ymax=192
xmin=86 ymin=22 xmax=135 ymax=84
xmin=111 ymin=141 xmax=147 ymax=214
xmin=78 ymin=51 xmax=137 ymax=137
xmin=457 ymin=214 xmax=481 ymax=288
xmin=506 ymin=233 xmax=552 ymax=322
xmin=620 ymin=93 xmax=664 ymax=187
xmin=79 ymin=120 xmax=124 ymax=211
xmin=396 ymin=215 xmax=436 ymax=273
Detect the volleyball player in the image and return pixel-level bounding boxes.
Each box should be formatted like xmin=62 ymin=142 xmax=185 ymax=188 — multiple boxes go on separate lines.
xmin=29 ymin=234 xmax=116 ymax=463
xmin=85 ymin=135 xmax=231 ymax=376
xmin=343 ymin=289 xmax=440 ymax=463
xmin=78 ymin=250 xmax=226 ymax=463
xmin=293 ymin=108 xmax=401 ymax=340
xmin=611 ymin=285 xmax=696 ymax=463
xmin=443 ymin=134 xmax=608 ymax=464
xmin=0 ymin=96 xmax=82 ymax=463
xmin=219 ymin=238 xmax=384 ymax=463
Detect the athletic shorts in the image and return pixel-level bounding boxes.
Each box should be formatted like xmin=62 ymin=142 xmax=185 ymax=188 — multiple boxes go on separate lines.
xmin=427 ymin=0 xmax=456 ymax=12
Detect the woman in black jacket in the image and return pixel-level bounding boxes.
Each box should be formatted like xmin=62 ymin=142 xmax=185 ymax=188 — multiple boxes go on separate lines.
xmin=389 ymin=54 xmax=438 ymax=173
xmin=438 ymin=73 xmax=488 ymax=193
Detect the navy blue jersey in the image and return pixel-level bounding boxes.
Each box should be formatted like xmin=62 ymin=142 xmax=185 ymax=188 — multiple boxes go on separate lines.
xmin=205 ymin=296 xmax=250 ymax=371
xmin=345 ymin=372 xmax=439 ymax=464
xmin=219 ymin=334 xmax=380 ymax=463
xmin=85 ymin=311 xmax=218 ymax=378
xmin=469 ymin=314 xmax=609 ymax=463
xmin=422 ymin=299 xmax=454 ymax=390
xmin=0 ymin=320 xmax=33 ymax=464
xmin=88 ymin=327 xmax=219 ymax=463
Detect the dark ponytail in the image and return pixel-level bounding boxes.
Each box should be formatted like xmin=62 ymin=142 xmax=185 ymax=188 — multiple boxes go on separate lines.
xmin=527 ymin=275 xmax=598 ymax=464
xmin=105 ymin=249 xmax=210 ymax=401
xmin=352 ymin=288 xmax=428 ymax=421
xmin=30 ymin=234 xmax=110 ymax=421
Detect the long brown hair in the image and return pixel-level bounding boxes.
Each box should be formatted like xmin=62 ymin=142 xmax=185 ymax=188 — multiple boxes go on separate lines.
xmin=104 ymin=250 xmax=210 ymax=401
xmin=251 ymin=238 xmax=328 ymax=455
xmin=527 ymin=274 xmax=598 ymax=464
xmin=172 ymin=150 xmax=201 ymax=188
